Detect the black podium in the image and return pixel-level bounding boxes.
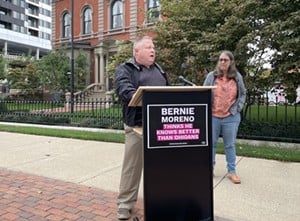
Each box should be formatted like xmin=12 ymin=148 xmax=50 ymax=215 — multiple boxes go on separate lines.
xmin=129 ymin=86 xmax=215 ymax=221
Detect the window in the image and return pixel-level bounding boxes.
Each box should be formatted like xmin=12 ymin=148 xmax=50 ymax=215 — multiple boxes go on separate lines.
xmin=12 ymin=24 xmax=20 ymax=32
xmin=20 ymin=13 xmax=25 ymax=20
xmin=147 ymin=0 xmax=160 ymax=22
xmin=63 ymin=13 xmax=71 ymax=38
xmin=111 ymin=0 xmax=123 ymax=29
xmin=83 ymin=7 xmax=92 ymax=34
xmin=12 ymin=0 xmax=19 ymax=6
xmin=12 ymin=11 xmax=19 ymax=19
xmin=20 ymin=26 xmax=25 ymax=33
xmin=45 ymin=21 xmax=50 ymax=28
xmin=40 ymin=32 xmax=51 ymax=40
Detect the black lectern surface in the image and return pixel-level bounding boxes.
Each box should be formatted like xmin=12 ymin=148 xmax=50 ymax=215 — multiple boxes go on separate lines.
xmin=130 ymin=86 xmax=215 ymax=221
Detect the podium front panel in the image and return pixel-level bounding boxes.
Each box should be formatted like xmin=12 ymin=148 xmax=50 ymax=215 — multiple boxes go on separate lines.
xmin=143 ymin=90 xmax=213 ymax=221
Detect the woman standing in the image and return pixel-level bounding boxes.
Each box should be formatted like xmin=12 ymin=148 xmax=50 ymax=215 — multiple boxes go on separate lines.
xmin=203 ymin=50 xmax=246 ymax=184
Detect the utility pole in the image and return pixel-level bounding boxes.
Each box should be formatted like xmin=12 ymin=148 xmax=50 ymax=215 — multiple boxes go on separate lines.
xmin=70 ymin=0 xmax=74 ymax=113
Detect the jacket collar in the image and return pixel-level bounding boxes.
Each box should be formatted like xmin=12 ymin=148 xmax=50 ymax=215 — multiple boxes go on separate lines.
xmin=125 ymin=58 xmax=165 ymax=74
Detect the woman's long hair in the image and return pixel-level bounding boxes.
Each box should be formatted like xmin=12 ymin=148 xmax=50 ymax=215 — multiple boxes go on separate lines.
xmin=214 ymin=50 xmax=238 ymax=79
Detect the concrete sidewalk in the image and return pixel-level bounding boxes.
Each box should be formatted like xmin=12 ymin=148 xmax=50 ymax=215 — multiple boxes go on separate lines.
xmin=0 ymin=131 xmax=299 ymax=221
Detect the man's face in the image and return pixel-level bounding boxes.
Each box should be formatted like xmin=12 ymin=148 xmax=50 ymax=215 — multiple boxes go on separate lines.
xmin=135 ymin=39 xmax=155 ymax=68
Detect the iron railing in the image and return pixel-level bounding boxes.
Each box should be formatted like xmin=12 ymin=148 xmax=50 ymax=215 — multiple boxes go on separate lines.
xmin=0 ymin=97 xmax=299 ymax=143
xmin=0 ymin=98 xmax=123 ymax=130
xmin=240 ymin=95 xmax=299 ymax=143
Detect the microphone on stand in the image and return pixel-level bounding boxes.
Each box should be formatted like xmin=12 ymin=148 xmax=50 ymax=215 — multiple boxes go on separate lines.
xmin=178 ymin=75 xmax=196 ymax=86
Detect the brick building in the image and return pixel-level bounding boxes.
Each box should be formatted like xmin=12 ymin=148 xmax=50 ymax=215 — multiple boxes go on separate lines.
xmin=52 ymin=0 xmax=160 ymax=96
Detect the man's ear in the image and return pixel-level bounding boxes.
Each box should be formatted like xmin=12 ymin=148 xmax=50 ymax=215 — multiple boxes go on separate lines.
xmin=133 ymin=48 xmax=138 ymax=56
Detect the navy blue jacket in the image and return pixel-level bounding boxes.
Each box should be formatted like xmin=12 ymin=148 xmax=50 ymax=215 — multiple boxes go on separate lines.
xmin=114 ymin=58 xmax=169 ymax=126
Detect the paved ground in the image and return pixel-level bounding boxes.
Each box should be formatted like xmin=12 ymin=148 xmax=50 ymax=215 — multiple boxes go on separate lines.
xmin=0 ymin=168 xmax=144 ymax=221
xmin=0 ymin=131 xmax=300 ymax=221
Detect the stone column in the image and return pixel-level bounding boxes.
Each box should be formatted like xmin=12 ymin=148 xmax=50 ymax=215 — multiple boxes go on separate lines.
xmin=94 ymin=53 xmax=99 ymax=83
xmin=65 ymin=92 xmax=71 ymax=109
xmin=36 ymin=48 xmax=40 ymax=60
xmin=105 ymin=55 xmax=110 ymax=90
xmin=99 ymin=52 xmax=105 ymax=89
xmin=4 ymin=41 xmax=7 ymax=56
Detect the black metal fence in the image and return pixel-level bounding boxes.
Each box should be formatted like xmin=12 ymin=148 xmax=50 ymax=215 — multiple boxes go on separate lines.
xmin=0 ymin=98 xmax=299 ymax=143
xmin=0 ymin=98 xmax=123 ymax=130
xmin=240 ymin=96 xmax=300 ymax=143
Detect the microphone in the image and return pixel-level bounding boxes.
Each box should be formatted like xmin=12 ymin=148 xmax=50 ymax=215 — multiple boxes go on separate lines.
xmin=178 ymin=75 xmax=196 ymax=86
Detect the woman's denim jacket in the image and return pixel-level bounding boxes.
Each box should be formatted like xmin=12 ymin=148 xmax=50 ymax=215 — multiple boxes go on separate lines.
xmin=203 ymin=71 xmax=247 ymax=115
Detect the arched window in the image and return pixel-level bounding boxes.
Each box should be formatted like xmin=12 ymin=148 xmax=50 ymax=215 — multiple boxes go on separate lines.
xmin=83 ymin=7 xmax=92 ymax=34
xmin=62 ymin=13 xmax=71 ymax=38
xmin=147 ymin=0 xmax=160 ymax=22
xmin=111 ymin=0 xmax=123 ymax=29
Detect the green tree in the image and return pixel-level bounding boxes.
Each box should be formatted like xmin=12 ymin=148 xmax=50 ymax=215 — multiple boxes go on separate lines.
xmin=262 ymin=0 xmax=300 ymax=101
xmin=105 ymin=0 xmax=299 ymax=104
xmin=74 ymin=50 xmax=89 ymax=91
xmin=6 ymin=59 xmax=29 ymax=89
xmin=154 ymin=0 xmax=299 ymax=101
xmin=25 ymin=62 xmax=41 ymax=93
xmin=6 ymin=59 xmax=42 ymax=99
xmin=6 ymin=67 xmax=23 ymax=89
xmin=37 ymin=49 xmax=90 ymax=93
xmin=37 ymin=49 xmax=70 ymax=93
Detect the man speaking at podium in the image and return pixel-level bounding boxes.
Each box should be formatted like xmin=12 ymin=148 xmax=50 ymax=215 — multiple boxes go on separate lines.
xmin=114 ymin=36 xmax=170 ymax=220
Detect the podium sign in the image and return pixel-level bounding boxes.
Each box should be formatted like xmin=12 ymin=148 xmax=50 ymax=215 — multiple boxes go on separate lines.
xmin=146 ymin=103 xmax=208 ymax=149
xmin=130 ymin=86 xmax=214 ymax=221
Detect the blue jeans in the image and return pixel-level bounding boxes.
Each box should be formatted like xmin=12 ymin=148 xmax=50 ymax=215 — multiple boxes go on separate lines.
xmin=212 ymin=113 xmax=241 ymax=173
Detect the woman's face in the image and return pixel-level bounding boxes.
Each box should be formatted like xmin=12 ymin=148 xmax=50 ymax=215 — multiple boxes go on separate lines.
xmin=218 ymin=53 xmax=232 ymax=73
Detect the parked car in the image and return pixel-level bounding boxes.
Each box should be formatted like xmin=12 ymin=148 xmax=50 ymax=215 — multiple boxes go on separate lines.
xmin=262 ymin=85 xmax=287 ymax=105
xmin=296 ymin=86 xmax=300 ymax=104
xmin=262 ymin=85 xmax=300 ymax=105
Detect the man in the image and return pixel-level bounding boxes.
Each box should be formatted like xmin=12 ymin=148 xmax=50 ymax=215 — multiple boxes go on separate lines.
xmin=114 ymin=36 xmax=169 ymax=220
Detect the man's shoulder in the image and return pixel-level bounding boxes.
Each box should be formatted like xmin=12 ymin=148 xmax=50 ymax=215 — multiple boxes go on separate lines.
xmin=123 ymin=58 xmax=141 ymax=70
xmin=116 ymin=60 xmax=138 ymax=73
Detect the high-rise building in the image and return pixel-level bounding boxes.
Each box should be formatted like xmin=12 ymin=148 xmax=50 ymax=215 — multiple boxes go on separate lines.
xmin=0 ymin=0 xmax=52 ymax=59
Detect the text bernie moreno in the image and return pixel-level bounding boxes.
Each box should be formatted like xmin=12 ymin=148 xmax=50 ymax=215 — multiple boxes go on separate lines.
xmin=161 ymin=107 xmax=195 ymax=123
xmin=161 ymin=115 xmax=195 ymax=123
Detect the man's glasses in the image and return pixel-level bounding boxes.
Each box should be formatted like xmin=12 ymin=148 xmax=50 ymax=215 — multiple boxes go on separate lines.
xmin=219 ymin=58 xmax=230 ymax=62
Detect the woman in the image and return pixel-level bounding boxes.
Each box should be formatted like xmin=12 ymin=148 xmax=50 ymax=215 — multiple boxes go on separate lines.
xmin=203 ymin=50 xmax=246 ymax=184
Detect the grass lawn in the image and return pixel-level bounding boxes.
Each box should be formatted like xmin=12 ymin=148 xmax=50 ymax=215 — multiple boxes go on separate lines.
xmin=0 ymin=123 xmax=299 ymax=163
xmin=244 ymin=104 xmax=300 ymax=122
xmin=0 ymin=124 xmax=125 ymax=143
